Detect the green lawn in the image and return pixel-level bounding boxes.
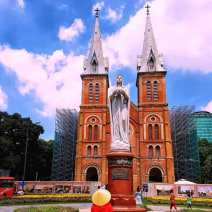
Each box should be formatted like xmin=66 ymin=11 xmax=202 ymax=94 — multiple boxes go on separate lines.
xmin=14 ymin=206 xmax=78 ymax=212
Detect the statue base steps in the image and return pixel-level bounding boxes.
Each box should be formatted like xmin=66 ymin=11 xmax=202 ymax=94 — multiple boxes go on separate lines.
xmin=113 ymin=207 xmax=146 ymax=212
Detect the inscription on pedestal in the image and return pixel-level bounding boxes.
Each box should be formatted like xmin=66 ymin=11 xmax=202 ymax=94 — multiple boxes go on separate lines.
xmin=112 ymin=168 xmax=129 ymax=180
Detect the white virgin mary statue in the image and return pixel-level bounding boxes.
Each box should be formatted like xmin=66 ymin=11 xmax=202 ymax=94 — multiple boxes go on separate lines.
xmin=109 ymin=75 xmax=130 ymax=151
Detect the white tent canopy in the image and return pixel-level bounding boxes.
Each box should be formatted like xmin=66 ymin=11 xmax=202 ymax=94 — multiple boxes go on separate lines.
xmin=174 ymin=179 xmax=196 ymax=184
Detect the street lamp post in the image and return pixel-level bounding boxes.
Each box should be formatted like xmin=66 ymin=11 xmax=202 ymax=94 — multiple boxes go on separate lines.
xmin=22 ymin=122 xmax=40 ymax=191
xmin=22 ymin=125 xmax=29 ymax=191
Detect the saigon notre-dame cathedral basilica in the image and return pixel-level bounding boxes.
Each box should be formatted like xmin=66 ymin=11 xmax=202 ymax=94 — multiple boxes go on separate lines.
xmin=75 ymin=8 xmax=175 ymax=189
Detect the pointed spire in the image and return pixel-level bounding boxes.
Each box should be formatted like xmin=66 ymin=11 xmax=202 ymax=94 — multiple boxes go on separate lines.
xmin=137 ymin=4 xmax=165 ymax=72
xmin=83 ymin=9 xmax=109 ymax=74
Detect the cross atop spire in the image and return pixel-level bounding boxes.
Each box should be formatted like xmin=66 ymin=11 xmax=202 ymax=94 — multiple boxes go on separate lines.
xmin=83 ymin=7 xmax=109 ymax=74
xmin=145 ymin=4 xmax=150 ymax=15
xmin=94 ymin=8 xmax=100 ymax=17
xmin=137 ymin=4 xmax=165 ymax=72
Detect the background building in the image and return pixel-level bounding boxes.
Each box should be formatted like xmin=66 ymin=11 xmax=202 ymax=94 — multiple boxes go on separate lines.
xmin=170 ymin=106 xmax=201 ymax=183
xmin=193 ymin=111 xmax=212 ymax=143
xmin=52 ymin=108 xmax=78 ymax=181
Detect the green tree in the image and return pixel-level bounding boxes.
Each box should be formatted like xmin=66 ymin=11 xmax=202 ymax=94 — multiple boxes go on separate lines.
xmin=0 ymin=112 xmax=54 ymax=181
xmin=30 ymin=139 xmax=54 ymax=181
xmin=198 ymin=138 xmax=212 ymax=183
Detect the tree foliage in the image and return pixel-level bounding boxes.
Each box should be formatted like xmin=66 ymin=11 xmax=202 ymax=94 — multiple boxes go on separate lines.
xmin=0 ymin=112 xmax=54 ymax=181
xmin=198 ymin=138 xmax=212 ymax=183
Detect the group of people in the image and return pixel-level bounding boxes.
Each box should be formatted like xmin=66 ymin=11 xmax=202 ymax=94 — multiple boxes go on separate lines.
xmin=91 ymin=186 xmax=193 ymax=212
xmin=170 ymin=190 xmax=192 ymax=211
xmin=91 ymin=189 xmax=113 ymax=212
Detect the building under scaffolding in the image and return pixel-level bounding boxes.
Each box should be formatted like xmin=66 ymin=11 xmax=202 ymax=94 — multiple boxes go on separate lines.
xmin=51 ymin=108 xmax=78 ymax=181
xmin=170 ymin=106 xmax=201 ymax=183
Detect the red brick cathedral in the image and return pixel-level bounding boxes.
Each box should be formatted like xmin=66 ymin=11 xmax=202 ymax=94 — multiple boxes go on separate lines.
xmin=75 ymin=10 xmax=175 ymax=189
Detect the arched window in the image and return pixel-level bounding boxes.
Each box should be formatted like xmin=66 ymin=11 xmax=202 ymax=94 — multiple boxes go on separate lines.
xmin=149 ymin=145 xmax=153 ymax=157
xmin=92 ymin=60 xmax=98 ymax=73
xmin=155 ymin=124 xmax=159 ymax=139
xmin=149 ymin=58 xmax=154 ymax=71
xmin=147 ymin=81 xmax=151 ymax=101
xmin=89 ymin=84 xmax=93 ymax=103
xmin=94 ymin=146 xmax=98 ymax=157
xmin=95 ymin=83 xmax=99 ymax=102
xmin=153 ymin=81 xmax=158 ymax=100
xmin=94 ymin=125 xmax=98 ymax=140
xmin=88 ymin=125 xmax=92 ymax=140
xmin=87 ymin=146 xmax=91 ymax=157
xmin=148 ymin=124 xmax=152 ymax=139
xmin=156 ymin=145 xmax=160 ymax=157
xmin=148 ymin=50 xmax=155 ymax=72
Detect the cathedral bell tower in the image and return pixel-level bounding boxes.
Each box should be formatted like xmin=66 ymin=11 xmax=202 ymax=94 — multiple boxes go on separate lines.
xmin=136 ymin=5 xmax=175 ymax=183
xmin=75 ymin=10 xmax=109 ymax=184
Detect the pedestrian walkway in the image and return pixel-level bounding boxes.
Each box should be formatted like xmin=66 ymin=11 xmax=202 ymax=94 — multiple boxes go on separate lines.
xmin=0 ymin=203 xmax=211 ymax=212
xmin=148 ymin=205 xmax=212 ymax=211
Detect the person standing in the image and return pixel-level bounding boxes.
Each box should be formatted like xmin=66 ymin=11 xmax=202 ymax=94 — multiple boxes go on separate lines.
xmin=187 ymin=193 xmax=192 ymax=209
xmin=170 ymin=190 xmax=177 ymax=212
xmin=91 ymin=189 xmax=113 ymax=212
xmin=135 ymin=187 xmax=142 ymax=205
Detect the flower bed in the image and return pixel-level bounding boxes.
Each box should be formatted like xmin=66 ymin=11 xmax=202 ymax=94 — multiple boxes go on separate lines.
xmin=0 ymin=194 xmax=92 ymax=205
xmin=146 ymin=197 xmax=212 ymax=207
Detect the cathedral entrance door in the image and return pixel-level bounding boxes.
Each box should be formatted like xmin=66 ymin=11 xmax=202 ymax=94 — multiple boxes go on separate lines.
xmin=86 ymin=167 xmax=98 ymax=181
xmin=149 ymin=167 xmax=162 ymax=182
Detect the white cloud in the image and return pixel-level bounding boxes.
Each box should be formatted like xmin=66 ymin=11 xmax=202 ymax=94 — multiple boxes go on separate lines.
xmin=0 ymin=86 xmax=8 ymax=111
xmin=103 ymin=9 xmax=144 ymax=70
xmin=104 ymin=5 xmax=125 ymax=23
xmin=103 ymin=0 xmax=212 ymax=73
xmin=102 ymin=0 xmax=212 ymax=114
xmin=0 ymin=45 xmax=84 ymax=117
xmin=16 ymin=0 xmax=24 ymax=8
xmin=201 ymin=102 xmax=212 ymax=113
xmin=58 ymin=19 xmax=85 ymax=41
xmin=1 ymin=0 xmax=212 ymax=118
xmin=59 ymin=4 xmax=69 ymax=10
xmin=92 ymin=2 xmax=105 ymax=16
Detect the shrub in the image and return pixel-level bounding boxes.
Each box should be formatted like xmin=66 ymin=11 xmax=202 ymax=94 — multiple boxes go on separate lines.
xmin=143 ymin=197 xmax=212 ymax=209
xmin=0 ymin=194 xmax=92 ymax=205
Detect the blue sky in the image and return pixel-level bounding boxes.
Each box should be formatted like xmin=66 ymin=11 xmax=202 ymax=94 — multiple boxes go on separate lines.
xmin=0 ymin=0 xmax=212 ymax=141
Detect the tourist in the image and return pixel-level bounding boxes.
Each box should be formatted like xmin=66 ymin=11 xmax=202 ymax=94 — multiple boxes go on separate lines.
xmin=170 ymin=190 xmax=177 ymax=212
xmin=135 ymin=186 xmax=142 ymax=205
xmin=187 ymin=193 xmax=192 ymax=209
xmin=91 ymin=189 xmax=113 ymax=212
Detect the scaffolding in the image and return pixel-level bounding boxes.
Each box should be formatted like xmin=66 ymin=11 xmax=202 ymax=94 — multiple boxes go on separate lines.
xmin=51 ymin=108 xmax=78 ymax=181
xmin=170 ymin=106 xmax=201 ymax=183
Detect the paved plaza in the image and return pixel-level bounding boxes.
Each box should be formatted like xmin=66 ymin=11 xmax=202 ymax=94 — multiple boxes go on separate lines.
xmin=0 ymin=203 xmax=211 ymax=212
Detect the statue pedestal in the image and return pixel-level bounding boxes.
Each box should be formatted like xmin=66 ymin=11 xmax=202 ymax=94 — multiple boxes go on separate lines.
xmin=107 ymin=151 xmax=146 ymax=212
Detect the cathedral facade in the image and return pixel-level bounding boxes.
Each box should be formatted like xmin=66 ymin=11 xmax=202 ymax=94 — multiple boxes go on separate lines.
xmin=75 ymin=10 xmax=175 ymax=189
